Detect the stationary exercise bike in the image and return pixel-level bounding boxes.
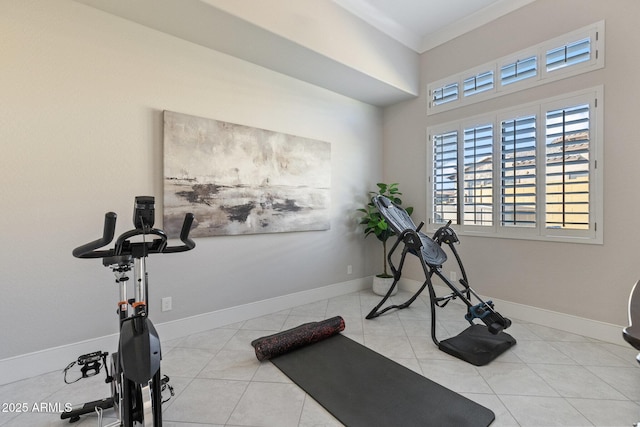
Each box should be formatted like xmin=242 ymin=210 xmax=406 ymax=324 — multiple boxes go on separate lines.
xmin=61 ymin=196 xmax=195 ymax=426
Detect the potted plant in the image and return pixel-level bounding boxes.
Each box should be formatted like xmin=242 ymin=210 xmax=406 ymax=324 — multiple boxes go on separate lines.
xmin=358 ymin=183 xmax=413 ymax=296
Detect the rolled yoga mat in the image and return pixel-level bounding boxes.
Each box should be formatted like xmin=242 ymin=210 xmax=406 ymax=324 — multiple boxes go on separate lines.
xmin=251 ymin=316 xmax=345 ymax=361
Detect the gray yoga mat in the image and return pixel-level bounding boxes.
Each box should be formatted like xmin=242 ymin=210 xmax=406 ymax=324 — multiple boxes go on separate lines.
xmin=270 ymin=333 xmax=494 ymax=426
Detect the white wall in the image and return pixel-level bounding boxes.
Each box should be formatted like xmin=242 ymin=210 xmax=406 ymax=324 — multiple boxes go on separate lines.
xmin=0 ymin=0 xmax=383 ymax=362
xmin=383 ymin=0 xmax=640 ymax=327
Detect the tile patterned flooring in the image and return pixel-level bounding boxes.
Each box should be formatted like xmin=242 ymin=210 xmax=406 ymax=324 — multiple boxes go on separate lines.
xmin=2 ymin=289 xmax=640 ymax=426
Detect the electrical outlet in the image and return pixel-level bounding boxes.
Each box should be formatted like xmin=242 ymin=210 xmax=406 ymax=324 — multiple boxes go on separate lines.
xmin=347 ymin=264 xmax=353 ymax=275
xmin=449 ymin=271 xmax=457 ymax=282
xmin=161 ymin=297 xmax=172 ymax=312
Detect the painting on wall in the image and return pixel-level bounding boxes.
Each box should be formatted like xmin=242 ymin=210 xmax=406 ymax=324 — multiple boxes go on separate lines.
xmin=163 ymin=111 xmax=331 ymax=238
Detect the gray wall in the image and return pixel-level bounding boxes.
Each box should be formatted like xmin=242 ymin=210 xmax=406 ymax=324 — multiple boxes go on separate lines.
xmin=0 ymin=0 xmax=383 ymax=360
xmin=383 ymin=0 xmax=640 ymax=326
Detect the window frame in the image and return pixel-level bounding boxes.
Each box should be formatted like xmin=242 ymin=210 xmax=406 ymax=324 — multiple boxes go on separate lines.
xmin=427 ymin=86 xmax=603 ymax=244
xmin=427 ymin=21 xmax=604 ymax=115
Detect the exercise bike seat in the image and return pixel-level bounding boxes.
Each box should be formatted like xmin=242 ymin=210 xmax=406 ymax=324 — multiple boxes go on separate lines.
xmin=373 ymin=195 xmax=447 ymax=267
xmin=623 ymin=280 xmax=640 ymax=352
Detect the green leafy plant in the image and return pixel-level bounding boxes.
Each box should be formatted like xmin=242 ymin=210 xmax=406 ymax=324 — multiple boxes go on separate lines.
xmin=357 ymin=183 xmax=413 ymax=278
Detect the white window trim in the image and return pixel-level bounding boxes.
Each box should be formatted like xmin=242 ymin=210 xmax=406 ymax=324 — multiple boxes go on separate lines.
xmin=427 ymin=86 xmax=603 ymax=244
xmin=427 ymin=20 xmax=604 ymax=115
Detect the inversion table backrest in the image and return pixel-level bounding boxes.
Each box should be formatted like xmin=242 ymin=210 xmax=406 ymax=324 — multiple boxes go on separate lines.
xmin=372 ymin=195 xmax=447 ymax=267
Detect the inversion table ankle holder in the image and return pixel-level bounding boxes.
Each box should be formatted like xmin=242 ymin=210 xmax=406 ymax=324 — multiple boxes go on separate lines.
xmin=366 ymin=195 xmax=516 ymax=366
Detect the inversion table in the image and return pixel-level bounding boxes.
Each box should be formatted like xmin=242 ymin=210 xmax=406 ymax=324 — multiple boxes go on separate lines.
xmin=623 ymin=280 xmax=640 ymax=364
xmin=366 ymin=195 xmax=515 ymax=366
xmin=623 ymin=280 xmax=640 ymax=426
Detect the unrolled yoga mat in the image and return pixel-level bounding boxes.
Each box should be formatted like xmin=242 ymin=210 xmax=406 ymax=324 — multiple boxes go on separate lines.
xmin=270 ymin=333 xmax=495 ymax=427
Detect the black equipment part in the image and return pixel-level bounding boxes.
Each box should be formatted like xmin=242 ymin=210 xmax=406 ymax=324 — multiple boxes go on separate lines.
xmin=63 ymin=351 xmax=110 ymax=385
xmin=64 ymin=196 xmax=194 ymax=426
xmin=60 ymin=397 xmax=114 ymax=421
xmin=623 ymin=280 xmax=640 ymax=368
xmin=119 ymin=315 xmax=161 ymax=384
xmin=439 ymin=324 xmax=516 ymax=366
xmin=72 ymin=198 xmax=195 ymax=260
xmin=134 ymin=195 xmax=155 ymax=229
xmin=366 ymin=195 xmax=514 ymax=365
xmin=77 ymin=350 xmax=107 ymax=365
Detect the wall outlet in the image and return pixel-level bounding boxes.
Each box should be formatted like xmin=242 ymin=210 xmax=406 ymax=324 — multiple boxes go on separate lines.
xmin=161 ymin=297 xmax=172 ymax=312
xmin=449 ymin=271 xmax=457 ymax=282
xmin=347 ymin=264 xmax=353 ymax=275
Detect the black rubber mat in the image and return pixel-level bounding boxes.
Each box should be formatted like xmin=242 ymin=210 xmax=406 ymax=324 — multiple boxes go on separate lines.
xmin=271 ymin=334 xmax=494 ymax=427
xmin=439 ymin=324 xmax=516 ymax=366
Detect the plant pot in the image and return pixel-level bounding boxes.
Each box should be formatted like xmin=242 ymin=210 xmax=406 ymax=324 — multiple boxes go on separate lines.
xmin=372 ymin=275 xmax=397 ymax=296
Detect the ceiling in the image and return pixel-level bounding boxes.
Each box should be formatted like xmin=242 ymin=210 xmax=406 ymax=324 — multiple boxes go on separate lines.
xmin=334 ymin=0 xmax=535 ymax=52
xmin=73 ymin=0 xmax=535 ymax=106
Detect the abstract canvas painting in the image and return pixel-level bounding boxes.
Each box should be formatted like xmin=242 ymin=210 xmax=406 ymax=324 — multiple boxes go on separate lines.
xmin=163 ymin=111 xmax=331 ymax=237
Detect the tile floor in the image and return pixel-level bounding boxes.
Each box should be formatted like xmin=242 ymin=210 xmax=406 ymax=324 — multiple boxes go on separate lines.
xmin=2 ymin=289 xmax=640 ymax=426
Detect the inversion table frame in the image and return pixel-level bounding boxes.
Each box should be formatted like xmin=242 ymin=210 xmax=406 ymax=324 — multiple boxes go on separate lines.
xmin=366 ymin=195 xmax=515 ymax=365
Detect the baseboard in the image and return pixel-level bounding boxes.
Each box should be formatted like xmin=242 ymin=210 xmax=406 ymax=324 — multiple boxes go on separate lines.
xmin=0 ymin=277 xmax=369 ymax=386
xmin=3 ymin=276 xmax=625 ymax=386
xmin=399 ymin=278 xmax=625 ymax=345
xmin=155 ymin=277 xmax=369 ymax=341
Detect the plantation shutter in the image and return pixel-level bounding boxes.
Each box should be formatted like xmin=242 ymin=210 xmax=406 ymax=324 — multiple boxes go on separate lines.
xmin=501 ymin=115 xmax=537 ymax=227
xmin=545 ymin=104 xmax=590 ymax=230
xmin=463 ymin=71 xmax=494 ymax=97
xmin=463 ymin=124 xmax=493 ymax=226
xmin=546 ymin=38 xmax=591 ymax=72
xmin=432 ymin=131 xmax=459 ymax=224
xmin=501 ymin=56 xmax=537 ymax=86
xmin=432 ymin=83 xmax=459 ymax=106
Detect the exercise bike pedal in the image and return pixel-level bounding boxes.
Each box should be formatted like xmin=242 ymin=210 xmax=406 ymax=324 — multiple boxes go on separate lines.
xmin=161 ymin=374 xmax=175 ymax=404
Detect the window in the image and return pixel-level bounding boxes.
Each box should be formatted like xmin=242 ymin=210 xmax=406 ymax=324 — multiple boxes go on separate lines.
xmin=428 ymin=87 xmax=602 ymax=243
xmin=463 ymin=123 xmax=494 ymax=226
xmin=500 ymin=56 xmax=537 ymax=86
xmin=427 ymin=21 xmax=604 ymax=115
xmin=432 ymin=131 xmax=459 ymax=224
xmin=464 ymin=71 xmax=494 ymax=97
xmin=501 ymin=115 xmax=537 ymax=228
xmin=546 ymin=38 xmax=591 ymax=72
xmin=544 ymin=103 xmax=590 ymax=230
xmin=431 ymin=83 xmax=458 ymax=106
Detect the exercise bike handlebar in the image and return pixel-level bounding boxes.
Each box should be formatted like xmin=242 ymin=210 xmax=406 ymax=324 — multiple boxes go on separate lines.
xmin=72 ymin=212 xmax=118 ymax=259
xmin=72 ymin=212 xmax=196 ymax=259
xmin=164 ymin=213 xmax=196 ymax=253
